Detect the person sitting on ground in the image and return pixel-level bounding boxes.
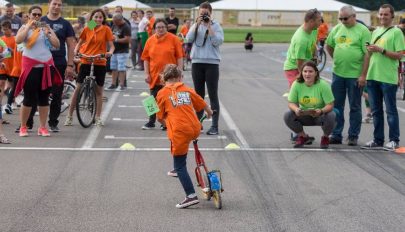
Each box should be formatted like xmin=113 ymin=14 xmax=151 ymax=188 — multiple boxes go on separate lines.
xmin=244 ymin=32 xmax=253 ymax=51
xmin=283 ymin=61 xmax=336 ymax=149
xmin=156 ymin=64 xmax=213 ymax=209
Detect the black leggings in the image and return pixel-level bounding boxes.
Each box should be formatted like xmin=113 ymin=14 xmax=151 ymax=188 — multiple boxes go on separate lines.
xmin=23 ymin=67 xmax=51 ymax=107
xmin=191 ymin=63 xmax=220 ymax=128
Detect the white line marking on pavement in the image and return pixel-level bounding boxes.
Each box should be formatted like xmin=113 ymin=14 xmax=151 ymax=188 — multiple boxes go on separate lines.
xmin=219 ymin=101 xmax=250 ymax=148
xmin=0 ymin=146 xmax=382 ymax=153
xmin=123 ymin=94 xmax=144 ymax=97
xmin=112 ymin=118 xmax=148 ymax=122
xmin=104 ymin=135 xmax=227 ymax=140
xmin=82 ymin=91 xmax=120 ymax=149
xmin=118 ymin=105 xmax=143 ymax=108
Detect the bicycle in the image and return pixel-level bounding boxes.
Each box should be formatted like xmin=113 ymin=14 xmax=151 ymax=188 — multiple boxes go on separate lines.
xmin=194 ymin=114 xmax=223 ymax=209
xmin=316 ymin=40 xmax=327 ymax=72
xmin=75 ymin=53 xmax=105 ymax=128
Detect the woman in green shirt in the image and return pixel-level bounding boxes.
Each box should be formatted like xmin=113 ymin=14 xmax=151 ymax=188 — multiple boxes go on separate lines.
xmin=284 ymin=61 xmax=336 ymax=149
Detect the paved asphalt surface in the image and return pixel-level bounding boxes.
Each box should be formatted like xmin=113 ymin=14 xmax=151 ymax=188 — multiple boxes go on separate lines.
xmin=1 ymin=43 xmax=405 ymax=232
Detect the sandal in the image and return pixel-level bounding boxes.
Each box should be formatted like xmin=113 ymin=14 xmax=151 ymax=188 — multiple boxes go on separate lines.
xmin=0 ymin=134 xmax=11 ymax=144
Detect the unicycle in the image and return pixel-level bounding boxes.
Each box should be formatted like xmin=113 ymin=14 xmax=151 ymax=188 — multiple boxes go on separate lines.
xmin=194 ymin=114 xmax=223 ymax=209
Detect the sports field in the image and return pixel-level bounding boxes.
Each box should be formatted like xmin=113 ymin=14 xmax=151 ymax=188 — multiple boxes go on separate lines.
xmin=223 ymin=27 xmax=296 ymax=43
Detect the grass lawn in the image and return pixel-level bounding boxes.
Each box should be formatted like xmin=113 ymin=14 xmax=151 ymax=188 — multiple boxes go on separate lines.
xmin=224 ymin=27 xmax=296 ymax=43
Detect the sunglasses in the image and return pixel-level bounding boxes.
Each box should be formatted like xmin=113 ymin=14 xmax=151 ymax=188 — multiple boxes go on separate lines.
xmin=32 ymin=13 xmax=42 ymax=17
xmin=339 ymin=15 xmax=353 ymax=21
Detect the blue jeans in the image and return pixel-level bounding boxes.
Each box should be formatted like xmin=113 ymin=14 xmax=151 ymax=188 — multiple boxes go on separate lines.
xmin=331 ymin=73 xmax=362 ymax=140
xmin=367 ymin=80 xmax=400 ymax=144
xmin=174 ymin=154 xmax=195 ymax=196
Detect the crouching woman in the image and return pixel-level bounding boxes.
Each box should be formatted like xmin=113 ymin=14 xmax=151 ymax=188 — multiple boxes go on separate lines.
xmin=284 ymin=61 xmax=335 ymax=149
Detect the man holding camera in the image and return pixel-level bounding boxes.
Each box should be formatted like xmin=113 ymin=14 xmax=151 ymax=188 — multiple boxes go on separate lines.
xmin=325 ymin=5 xmax=371 ymax=146
xmin=186 ymin=1 xmax=224 ymax=135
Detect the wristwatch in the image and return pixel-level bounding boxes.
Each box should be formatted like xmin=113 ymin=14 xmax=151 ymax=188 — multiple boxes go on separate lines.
xmin=67 ymin=64 xmax=74 ymax=68
xmin=381 ymin=49 xmax=386 ymax=55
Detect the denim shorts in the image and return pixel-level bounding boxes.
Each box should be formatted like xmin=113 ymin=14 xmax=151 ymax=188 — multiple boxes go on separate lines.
xmin=110 ymin=53 xmax=129 ymax=71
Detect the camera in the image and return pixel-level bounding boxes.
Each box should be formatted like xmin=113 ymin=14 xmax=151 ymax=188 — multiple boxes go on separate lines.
xmin=201 ymin=13 xmax=210 ymax=23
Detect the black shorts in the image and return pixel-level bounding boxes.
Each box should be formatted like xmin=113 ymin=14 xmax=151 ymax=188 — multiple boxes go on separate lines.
xmin=77 ymin=64 xmax=106 ymax=87
xmin=0 ymin=74 xmax=12 ymax=81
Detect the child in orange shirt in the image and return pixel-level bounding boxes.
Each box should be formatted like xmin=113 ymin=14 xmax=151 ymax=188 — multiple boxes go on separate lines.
xmin=0 ymin=20 xmax=16 ymax=114
xmin=156 ymin=64 xmax=212 ymax=209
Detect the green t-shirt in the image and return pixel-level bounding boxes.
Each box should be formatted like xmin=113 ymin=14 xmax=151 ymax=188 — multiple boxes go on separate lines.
xmin=367 ymin=27 xmax=405 ymax=84
xmin=288 ymin=79 xmax=335 ymax=110
xmin=283 ymin=26 xmax=318 ymax=70
xmin=326 ymin=23 xmax=371 ymax=78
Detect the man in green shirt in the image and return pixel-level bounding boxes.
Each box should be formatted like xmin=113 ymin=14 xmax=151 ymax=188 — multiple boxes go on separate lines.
xmin=325 ymin=5 xmax=371 ymax=146
xmin=283 ymin=8 xmax=322 ymax=89
xmin=360 ymin=4 xmax=405 ymax=151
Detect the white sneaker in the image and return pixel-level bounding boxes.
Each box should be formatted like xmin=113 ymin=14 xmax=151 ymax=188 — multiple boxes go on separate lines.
xmin=94 ymin=118 xmax=104 ymax=127
xmin=383 ymin=141 xmax=399 ymax=151
xmin=115 ymin=86 xmax=125 ymax=92
xmin=64 ymin=116 xmax=73 ymax=126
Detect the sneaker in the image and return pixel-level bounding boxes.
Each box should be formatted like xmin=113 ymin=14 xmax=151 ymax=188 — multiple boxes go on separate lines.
xmin=347 ymin=137 xmax=358 ymax=146
xmin=167 ymin=169 xmax=178 ymax=177
xmin=19 ymin=126 xmax=29 ymax=137
xmin=291 ymin=133 xmax=315 ymax=145
xmin=0 ymin=134 xmax=10 ymax=144
xmin=15 ymin=125 xmax=33 ymax=133
xmin=104 ymin=85 xmax=116 ymax=91
xmin=206 ymin=126 xmax=218 ymax=135
xmin=383 ymin=141 xmax=399 ymax=151
xmin=361 ymin=140 xmax=383 ymax=150
xmin=94 ymin=118 xmax=104 ymax=127
xmin=329 ymin=136 xmax=342 ymax=144
xmin=142 ymin=122 xmax=155 ymax=130
xmin=294 ymin=135 xmax=307 ymax=148
xmin=362 ymin=114 xmax=373 ymax=124
xmin=4 ymin=104 xmax=12 ymax=114
xmin=115 ymin=86 xmax=126 ymax=92
xmin=64 ymin=116 xmax=73 ymax=126
xmin=38 ymin=127 xmax=50 ymax=137
xmin=49 ymin=126 xmax=60 ymax=132
xmin=320 ymin=136 xmax=330 ymax=149
xmin=175 ymin=196 xmax=199 ymax=209
xmin=160 ymin=124 xmax=167 ymax=131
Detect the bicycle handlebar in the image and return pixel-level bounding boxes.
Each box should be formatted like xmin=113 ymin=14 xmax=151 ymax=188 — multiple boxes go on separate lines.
xmin=76 ymin=53 xmax=107 ymax=61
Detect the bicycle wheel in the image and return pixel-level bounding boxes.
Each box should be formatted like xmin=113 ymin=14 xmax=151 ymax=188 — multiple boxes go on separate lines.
xmin=76 ymin=82 xmax=97 ymax=128
xmin=212 ymin=190 xmax=222 ymax=209
xmin=63 ymin=81 xmax=76 ymax=100
xmin=317 ymin=49 xmax=327 ymax=72
xmin=195 ymin=166 xmax=211 ymax=200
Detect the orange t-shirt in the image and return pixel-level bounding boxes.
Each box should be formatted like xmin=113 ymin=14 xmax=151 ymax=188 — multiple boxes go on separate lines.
xmin=141 ymin=32 xmax=183 ymax=89
xmin=10 ymin=43 xmax=22 ymax=78
xmin=79 ymin=25 xmax=114 ymax=66
xmin=317 ymin=23 xmax=329 ymax=41
xmin=147 ymin=17 xmax=155 ymax=37
xmin=156 ymin=82 xmax=207 ymax=155
xmin=180 ymin=25 xmax=189 ymax=37
xmin=0 ymin=36 xmax=16 ymax=76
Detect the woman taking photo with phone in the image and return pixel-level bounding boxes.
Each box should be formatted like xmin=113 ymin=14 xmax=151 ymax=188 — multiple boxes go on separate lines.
xmin=14 ymin=5 xmax=61 ymax=137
